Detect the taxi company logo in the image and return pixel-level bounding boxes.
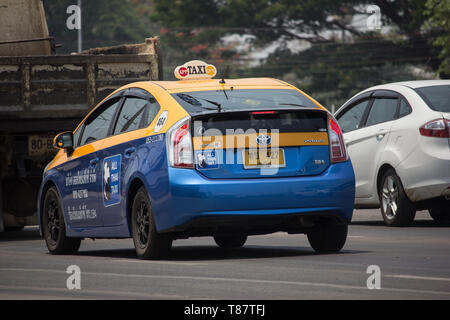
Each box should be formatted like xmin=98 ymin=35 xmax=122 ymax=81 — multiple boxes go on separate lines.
xmin=256 ymin=134 xmax=272 ymax=146
xmin=178 ymin=67 xmax=188 ymax=77
xmin=174 ymin=60 xmax=217 ymax=80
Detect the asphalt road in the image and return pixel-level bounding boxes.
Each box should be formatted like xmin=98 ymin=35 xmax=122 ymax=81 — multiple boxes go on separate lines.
xmin=0 ymin=209 xmax=449 ymax=300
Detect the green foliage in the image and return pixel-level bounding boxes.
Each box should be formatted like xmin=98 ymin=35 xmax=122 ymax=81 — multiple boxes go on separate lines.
xmin=242 ymin=38 xmax=426 ymax=108
xmin=151 ymin=0 xmax=448 ymax=107
xmin=42 ymin=0 xmax=449 ymax=107
xmin=43 ymin=0 xmax=156 ymax=53
xmin=426 ymin=0 xmax=450 ymax=75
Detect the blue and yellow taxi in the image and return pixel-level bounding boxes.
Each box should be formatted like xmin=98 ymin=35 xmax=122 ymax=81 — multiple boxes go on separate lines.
xmin=38 ymin=60 xmax=355 ymax=259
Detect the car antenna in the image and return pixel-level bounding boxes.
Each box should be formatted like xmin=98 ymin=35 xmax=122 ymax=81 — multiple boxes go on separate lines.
xmin=219 ymin=65 xmax=230 ymax=84
xmin=219 ymin=65 xmax=230 ymax=103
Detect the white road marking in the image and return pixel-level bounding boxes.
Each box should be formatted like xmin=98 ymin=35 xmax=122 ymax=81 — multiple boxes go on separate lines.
xmin=387 ymin=274 xmax=450 ymax=282
xmin=114 ymin=259 xmax=207 ymax=266
xmin=0 ymin=284 xmax=190 ymax=299
xmin=1 ymin=268 xmax=450 ymax=297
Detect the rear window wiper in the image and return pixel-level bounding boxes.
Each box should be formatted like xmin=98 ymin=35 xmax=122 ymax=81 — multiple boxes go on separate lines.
xmin=203 ymin=98 xmax=222 ymax=112
xmin=177 ymin=93 xmax=222 ymax=112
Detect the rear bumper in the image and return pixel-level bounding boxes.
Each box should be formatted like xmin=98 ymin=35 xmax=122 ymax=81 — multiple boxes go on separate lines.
xmin=397 ymin=136 xmax=450 ymax=202
xmin=154 ymin=161 xmax=355 ymax=233
xmin=405 ymin=183 xmax=450 ymax=203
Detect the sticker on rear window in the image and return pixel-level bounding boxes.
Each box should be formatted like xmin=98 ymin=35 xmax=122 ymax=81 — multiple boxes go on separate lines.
xmin=195 ymin=150 xmax=219 ymax=170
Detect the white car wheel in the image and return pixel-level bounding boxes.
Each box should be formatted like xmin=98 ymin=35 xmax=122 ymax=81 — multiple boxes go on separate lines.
xmin=379 ymin=169 xmax=416 ymax=227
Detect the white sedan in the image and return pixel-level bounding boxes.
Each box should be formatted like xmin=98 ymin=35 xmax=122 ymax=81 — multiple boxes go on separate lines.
xmin=335 ymin=80 xmax=450 ymax=226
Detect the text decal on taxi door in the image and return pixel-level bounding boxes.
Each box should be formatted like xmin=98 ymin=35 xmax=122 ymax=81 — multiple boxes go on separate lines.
xmin=103 ymin=154 xmax=121 ymax=207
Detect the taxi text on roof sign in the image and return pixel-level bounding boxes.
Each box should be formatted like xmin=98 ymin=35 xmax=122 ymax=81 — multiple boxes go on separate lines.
xmin=174 ymin=60 xmax=217 ymax=80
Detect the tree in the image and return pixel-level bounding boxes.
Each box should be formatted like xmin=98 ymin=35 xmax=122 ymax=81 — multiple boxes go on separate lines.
xmin=43 ymin=0 xmax=157 ymax=53
xmin=426 ymin=0 xmax=450 ymax=75
xmin=151 ymin=0 xmax=446 ymax=70
xmin=151 ymin=0 xmax=448 ymax=107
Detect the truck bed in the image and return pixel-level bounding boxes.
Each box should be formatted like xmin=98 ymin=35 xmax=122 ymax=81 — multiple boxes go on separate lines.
xmin=0 ymin=37 xmax=162 ymax=133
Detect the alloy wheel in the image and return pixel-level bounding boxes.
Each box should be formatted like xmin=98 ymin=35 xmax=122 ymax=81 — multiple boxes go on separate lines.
xmin=382 ymin=175 xmax=399 ymax=220
xmin=46 ymin=199 xmax=61 ymax=245
xmin=135 ymin=201 xmax=150 ymax=248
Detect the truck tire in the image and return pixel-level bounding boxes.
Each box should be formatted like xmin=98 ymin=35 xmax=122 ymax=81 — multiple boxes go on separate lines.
xmin=214 ymin=235 xmax=247 ymax=249
xmin=307 ymin=223 xmax=348 ymax=253
xmin=131 ymin=187 xmax=172 ymax=260
xmin=4 ymin=226 xmax=24 ymax=232
xmin=379 ymin=169 xmax=416 ymax=227
xmin=42 ymin=187 xmax=81 ymax=254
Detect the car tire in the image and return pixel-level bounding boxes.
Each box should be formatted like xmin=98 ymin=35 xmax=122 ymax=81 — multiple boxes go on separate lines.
xmin=379 ymin=169 xmax=416 ymax=227
xmin=307 ymin=223 xmax=348 ymax=253
xmin=213 ymin=235 xmax=247 ymax=249
xmin=131 ymin=187 xmax=172 ymax=260
xmin=4 ymin=226 xmax=24 ymax=232
xmin=428 ymin=206 xmax=450 ymax=223
xmin=42 ymin=187 xmax=81 ymax=254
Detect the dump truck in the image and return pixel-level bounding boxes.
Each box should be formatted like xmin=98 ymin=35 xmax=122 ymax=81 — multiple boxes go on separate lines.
xmin=0 ymin=38 xmax=163 ymax=231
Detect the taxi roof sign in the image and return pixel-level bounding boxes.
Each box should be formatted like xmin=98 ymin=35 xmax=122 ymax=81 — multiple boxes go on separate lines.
xmin=174 ymin=60 xmax=217 ymax=80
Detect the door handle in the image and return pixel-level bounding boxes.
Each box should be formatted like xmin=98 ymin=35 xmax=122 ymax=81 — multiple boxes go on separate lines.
xmin=376 ymin=129 xmax=388 ymax=140
xmin=89 ymin=158 xmax=99 ymax=168
xmin=124 ymin=147 xmax=136 ymax=158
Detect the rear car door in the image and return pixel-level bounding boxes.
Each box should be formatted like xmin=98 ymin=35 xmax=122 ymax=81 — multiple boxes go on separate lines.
xmin=98 ymin=88 xmax=161 ymax=227
xmin=346 ymin=90 xmax=399 ymax=198
xmin=60 ymin=95 xmax=123 ymax=228
xmin=336 ymin=94 xmax=372 ymax=149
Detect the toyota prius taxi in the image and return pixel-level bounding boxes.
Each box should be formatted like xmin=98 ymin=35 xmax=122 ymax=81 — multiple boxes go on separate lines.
xmin=38 ymin=60 xmax=355 ymax=259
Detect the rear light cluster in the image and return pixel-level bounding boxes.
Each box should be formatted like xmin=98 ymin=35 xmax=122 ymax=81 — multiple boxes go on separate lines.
xmin=167 ymin=117 xmax=194 ymax=168
xmin=419 ymin=118 xmax=450 ymax=138
xmin=328 ymin=116 xmax=348 ymax=163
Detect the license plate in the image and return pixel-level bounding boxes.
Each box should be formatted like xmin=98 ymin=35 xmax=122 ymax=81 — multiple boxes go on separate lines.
xmin=243 ymin=148 xmax=285 ymax=168
xmin=28 ymin=135 xmax=56 ymax=157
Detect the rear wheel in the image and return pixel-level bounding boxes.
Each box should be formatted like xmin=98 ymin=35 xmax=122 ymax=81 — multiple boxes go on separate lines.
xmin=307 ymin=223 xmax=348 ymax=253
xmin=214 ymin=235 xmax=247 ymax=249
xmin=131 ymin=187 xmax=172 ymax=260
xmin=379 ymin=169 xmax=416 ymax=227
xmin=42 ymin=187 xmax=81 ymax=254
xmin=429 ymin=206 xmax=450 ymax=223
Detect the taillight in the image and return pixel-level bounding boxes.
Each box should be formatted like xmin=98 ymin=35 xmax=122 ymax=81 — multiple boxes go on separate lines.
xmin=328 ymin=116 xmax=347 ymax=163
xmin=419 ymin=119 xmax=450 ymax=138
xmin=251 ymin=111 xmax=276 ymax=115
xmin=167 ymin=117 xmax=194 ymax=168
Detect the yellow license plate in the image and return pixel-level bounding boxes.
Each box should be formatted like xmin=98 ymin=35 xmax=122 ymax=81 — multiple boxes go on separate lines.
xmin=243 ymin=148 xmax=285 ymax=168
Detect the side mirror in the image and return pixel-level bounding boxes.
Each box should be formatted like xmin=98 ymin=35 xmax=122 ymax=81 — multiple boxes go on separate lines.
xmin=53 ymin=131 xmax=74 ymax=151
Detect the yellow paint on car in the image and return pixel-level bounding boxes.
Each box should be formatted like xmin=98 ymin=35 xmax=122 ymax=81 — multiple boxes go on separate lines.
xmin=45 ymin=77 xmax=327 ymax=172
xmin=193 ymin=132 xmax=329 ymax=150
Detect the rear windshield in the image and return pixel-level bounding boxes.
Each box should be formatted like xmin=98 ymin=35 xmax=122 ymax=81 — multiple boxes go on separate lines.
xmin=192 ymin=110 xmax=328 ymax=136
xmin=415 ymin=85 xmax=450 ymax=112
xmin=172 ymin=89 xmax=318 ymax=114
